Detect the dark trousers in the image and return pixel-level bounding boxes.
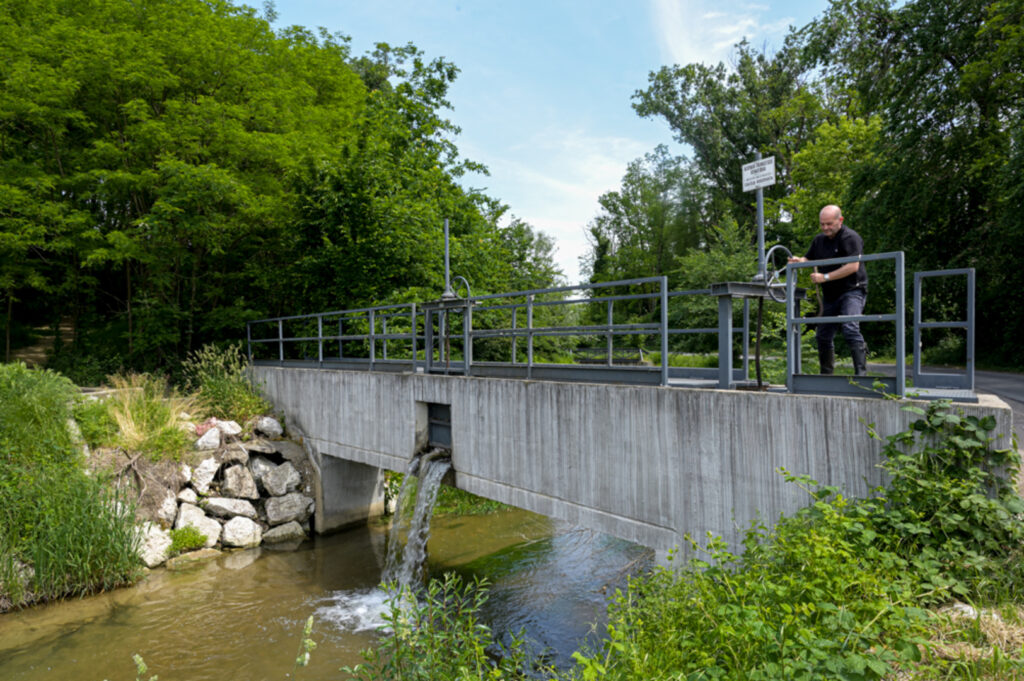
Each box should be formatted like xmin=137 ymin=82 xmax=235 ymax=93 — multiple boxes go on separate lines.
xmin=816 ymin=289 xmax=867 ymax=350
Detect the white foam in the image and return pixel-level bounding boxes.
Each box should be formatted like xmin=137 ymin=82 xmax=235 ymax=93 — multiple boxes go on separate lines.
xmin=315 ymin=588 xmax=390 ymax=633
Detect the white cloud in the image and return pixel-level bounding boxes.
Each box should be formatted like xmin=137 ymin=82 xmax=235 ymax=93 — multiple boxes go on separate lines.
xmin=650 ymin=0 xmax=794 ymax=67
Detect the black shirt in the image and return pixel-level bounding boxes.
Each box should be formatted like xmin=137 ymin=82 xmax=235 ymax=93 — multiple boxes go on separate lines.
xmin=804 ymin=225 xmax=868 ymax=302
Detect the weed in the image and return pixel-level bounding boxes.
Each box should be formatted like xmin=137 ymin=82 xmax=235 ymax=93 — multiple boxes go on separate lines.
xmin=182 ymin=342 xmax=269 ymax=423
xmin=167 ymin=526 xmax=207 ymax=556
xmin=106 ymin=373 xmax=194 ymax=461
xmin=72 ymin=396 xmax=119 ymax=449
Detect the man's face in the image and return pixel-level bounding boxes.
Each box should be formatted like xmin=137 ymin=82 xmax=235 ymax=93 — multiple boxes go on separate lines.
xmin=819 ymin=211 xmax=843 ymax=239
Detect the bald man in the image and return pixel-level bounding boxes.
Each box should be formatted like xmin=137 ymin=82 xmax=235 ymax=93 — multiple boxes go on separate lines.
xmin=788 ymin=205 xmax=869 ymax=375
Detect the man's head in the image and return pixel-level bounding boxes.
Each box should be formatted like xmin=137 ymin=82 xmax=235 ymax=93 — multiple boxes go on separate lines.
xmin=819 ymin=205 xmax=844 ymax=239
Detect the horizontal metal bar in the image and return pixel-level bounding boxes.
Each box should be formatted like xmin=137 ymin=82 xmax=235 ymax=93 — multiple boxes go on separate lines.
xmin=793 ymin=313 xmax=897 ymax=326
xmin=918 ymin=321 xmax=968 ymax=330
xmin=786 ymin=250 xmax=902 ymax=270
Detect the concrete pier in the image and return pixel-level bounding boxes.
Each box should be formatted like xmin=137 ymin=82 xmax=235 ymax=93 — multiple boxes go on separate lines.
xmin=253 ymin=366 xmax=1014 ymax=551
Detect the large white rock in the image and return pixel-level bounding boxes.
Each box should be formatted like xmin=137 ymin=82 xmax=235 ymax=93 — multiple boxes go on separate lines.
xmin=263 ymin=521 xmax=306 ymax=544
xmin=195 ymin=428 xmax=221 ymax=450
xmin=203 ymin=497 xmax=258 ymax=520
xmin=263 ymin=462 xmax=301 ymax=497
xmin=215 ymin=419 xmax=243 ymax=437
xmin=191 ymin=457 xmax=220 ymax=495
xmin=254 ymin=416 xmax=283 ymax=439
xmin=243 ymin=439 xmax=276 ymax=454
xmin=175 ymin=503 xmax=222 ymax=548
xmin=249 ymin=455 xmax=277 ymax=488
xmin=156 ymin=489 xmax=179 ymax=527
xmin=221 ymin=517 xmax=262 ymax=548
xmin=265 ymin=493 xmax=314 ymax=526
xmin=138 ymin=523 xmax=173 ymax=568
xmin=179 ymin=463 xmax=192 ymax=485
xmin=219 ymin=443 xmax=249 ymax=466
xmin=221 ymin=465 xmax=259 ymax=499
xmin=178 ymin=487 xmax=199 ymax=505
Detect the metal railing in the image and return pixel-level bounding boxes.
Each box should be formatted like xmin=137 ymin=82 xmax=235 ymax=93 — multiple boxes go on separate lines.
xmin=247 ymin=277 xmax=754 ymax=387
xmin=785 ymin=251 xmax=906 ymax=398
xmin=913 ymin=268 xmax=975 ymax=390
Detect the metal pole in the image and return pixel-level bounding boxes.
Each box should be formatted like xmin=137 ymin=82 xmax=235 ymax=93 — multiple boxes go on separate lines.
xmin=443 ymin=218 xmax=454 ymax=298
xmin=895 ymin=252 xmax=906 ymax=398
xmin=527 ymin=294 xmax=534 ymax=379
xmin=755 ymin=151 xmax=766 ymax=281
xmin=511 ymin=307 xmax=518 ymax=362
xmin=660 ymin=276 xmax=669 ymax=386
xmin=411 ymin=304 xmax=418 ymax=371
xmin=966 ymin=269 xmax=975 ymax=391
xmin=317 ymin=315 xmax=323 ymax=364
xmin=369 ymin=309 xmax=376 ymax=370
xmin=246 ymin=322 xmax=252 ymax=361
xmin=278 ymin=319 xmax=284 ymax=363
xmin=606 ymin=300 xmax=613 ymax=367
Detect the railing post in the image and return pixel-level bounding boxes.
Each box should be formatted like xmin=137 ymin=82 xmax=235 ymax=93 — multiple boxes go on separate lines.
xmin=464 ymin=301 xmax=473 ymax=376
xmin=967 ymin=269 xmax=976 ymax=391
xmin=606 ymin=300 xmax=614 ymax=367
xmin=511 ymin=307 xmax=518 ymax=363
xmin=382 ymin=316 xmax=388 ymax=360
xmin=278 ymin=319 xmax=284 ymax=363
xmin=317 ymin=315 xmax=323 ymax=365
xmin=660 ymin=276 xmax=668 ymax=387
xmin=246 ymin=322 xmax=253 ymax=362
xmin=895 ymin=251 xmax=905 ymax=398
xmin=411 ymin=304 xmax=418 ymax=371
xmin=369 ymin=309 xmax=376 ymax=371
xmin=527 ymin=293 xmax=534 ymax=379
xmin=742 ymin=298 xmax=750 ymax=380
xmin=786 ymin=270 xmax=796 ymax=392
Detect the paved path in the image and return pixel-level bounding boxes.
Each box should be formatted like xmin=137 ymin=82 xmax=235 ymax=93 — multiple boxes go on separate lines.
xmin=976 ymin=370 xmax=1024 ymax=448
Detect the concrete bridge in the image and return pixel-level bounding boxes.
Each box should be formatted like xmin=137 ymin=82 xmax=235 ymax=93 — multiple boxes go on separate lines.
xmin=253 ymin=364 xmax=1013 ymax=552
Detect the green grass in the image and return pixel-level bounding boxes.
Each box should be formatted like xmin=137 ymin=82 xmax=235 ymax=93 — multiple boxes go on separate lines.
xmin=182 ymin=342 xmax=269 ymax=423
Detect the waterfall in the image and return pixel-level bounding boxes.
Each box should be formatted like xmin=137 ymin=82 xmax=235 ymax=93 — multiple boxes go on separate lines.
xmin=381 ymin=449 xmax=452 ymax=588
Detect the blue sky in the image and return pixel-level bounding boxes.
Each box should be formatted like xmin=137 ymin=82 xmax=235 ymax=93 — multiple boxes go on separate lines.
xmin=272 ymin=0 xmax=830 ymax=283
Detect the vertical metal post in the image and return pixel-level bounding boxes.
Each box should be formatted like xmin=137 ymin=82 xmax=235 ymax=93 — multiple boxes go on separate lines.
xmin=966 ymin=269 xmax=975 ymax=391
xmin=317 ymin=315 xmax=323 ymax=364
xmin=369 ymin=309 xmax=376 ymax=371
xmin=660 ymin=276 xmax=669 ymax=386
xmin=913 ymin=272 xmax=923 ymax=386
xmin=339 ymin=319 xmax=344 ymax=359
xmin=785 ymin=272 xmax=795 ymax=392
xmin=511 ymin=307 xmax=518 ymax=363
xmin=246 ymin=322 xmax=252 ymax=361
xmin=424 ymin=309 xmax=434 ymax=373
xmin=276 ymin=317 xmax=284 ymax=360
xmin=606 ymin=300 xmax=614 ymax=366
xmin=410 ymin=304 xmax=418 ymax=371
xmin=755 ymin=151 xmax=766 ymax=280
xmin=717 ymin=295 xmax=733 ymax=389
xmin=526 ymin=293 xmax=534 ymax=379
xmin=742 ymin=298 xmax=750 ymax=380
xmin=464 ymin=301 xmax=472 ymax=376
xmin=895 ymin=252 xmax=906 ymax=398
xmin=382 ymin=316 xmax=388 ymax=360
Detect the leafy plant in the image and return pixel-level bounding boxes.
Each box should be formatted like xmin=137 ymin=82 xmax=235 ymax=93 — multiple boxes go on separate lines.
xmin=167 ymin=526 xmax=207 ymax=556
xmin=72 ymin=396 xmax=119 ymax=449
xmin=342 ymin=573 xmax=539 ymax=680
xmin=182 ymin=343 xmax=268 ymax=423
xmin=106 ymin=373 xmax=194 ymax=461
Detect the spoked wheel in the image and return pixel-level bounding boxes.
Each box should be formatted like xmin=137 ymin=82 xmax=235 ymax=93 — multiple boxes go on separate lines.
xmin=763 ymin=245 xmax=794 ymax=303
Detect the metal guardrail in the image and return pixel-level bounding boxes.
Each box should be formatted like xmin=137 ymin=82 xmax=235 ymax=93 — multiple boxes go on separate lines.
xmin=785 ymin=251 xmax=906 ymax=398
xmin=913 ymin=268 xmax=975 ymax=390
xmin=247 ymin=277 xmax=754 ymax=387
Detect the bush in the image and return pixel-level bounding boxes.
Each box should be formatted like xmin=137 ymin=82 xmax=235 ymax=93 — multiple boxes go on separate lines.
xmin=0 ymin=362 xmax=78 ymax=465
xmin=168 ymin=526 xmax=207 ymax=556
xmin=72 ymin=396 xmax=119 ymax=449
xmin=182 ymin=343 xmax=269 ymax=423
xmin=107 ymin=373 xmax=194 ymax=461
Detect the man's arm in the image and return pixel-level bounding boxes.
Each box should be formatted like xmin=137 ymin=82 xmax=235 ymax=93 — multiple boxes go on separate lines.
xmin=787 ymin=256 xmax=860 ymax=284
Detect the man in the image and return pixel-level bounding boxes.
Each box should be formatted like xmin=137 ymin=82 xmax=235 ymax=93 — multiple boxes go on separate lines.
xmin=788 ymin=205 xmax=869 ymax=375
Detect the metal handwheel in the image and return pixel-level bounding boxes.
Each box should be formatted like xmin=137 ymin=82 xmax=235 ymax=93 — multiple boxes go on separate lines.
xmin=763 ymin=245 xmax=793 ymax=303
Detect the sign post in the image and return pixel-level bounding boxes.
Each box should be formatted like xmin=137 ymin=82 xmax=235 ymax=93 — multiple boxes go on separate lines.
xmin=742 ymin=153 xmax=776 ymax=280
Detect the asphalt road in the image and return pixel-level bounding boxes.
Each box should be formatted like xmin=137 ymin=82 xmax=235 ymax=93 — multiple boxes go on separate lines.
xmin=976 ymin=370 xmax=1024 ymax=448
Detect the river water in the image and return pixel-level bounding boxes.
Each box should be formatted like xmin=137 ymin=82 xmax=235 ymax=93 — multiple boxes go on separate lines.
xmin=0 ymin=509 xmax=651 ymax=680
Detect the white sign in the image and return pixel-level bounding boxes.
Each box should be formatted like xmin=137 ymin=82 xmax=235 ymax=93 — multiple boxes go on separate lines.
xmin=742 ymin=156 xmax=776 ymax=192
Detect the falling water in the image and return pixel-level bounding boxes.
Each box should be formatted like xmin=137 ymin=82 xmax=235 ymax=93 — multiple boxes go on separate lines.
xmin=381 ymin=448 xmax=452 ymax=588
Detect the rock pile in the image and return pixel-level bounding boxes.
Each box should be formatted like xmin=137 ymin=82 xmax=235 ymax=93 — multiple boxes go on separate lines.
xmin=138 ymin=416 xmax=316 ymax=568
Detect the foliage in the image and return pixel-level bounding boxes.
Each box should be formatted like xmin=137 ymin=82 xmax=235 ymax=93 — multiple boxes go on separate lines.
xmin=570 ymin=400 xmax=1024 ymax=680
xmin=342 ymin=573 xmax=538 ymax=680
xmin=293 ymin=615 xmax=317 ymax=671
xmin=181 ymin=342 xmax=268 ymax=423
xmin=167 ymin=526 xmax=207 ymax=557
xmin=434 ymin=485 xmax=509 ymax=517
xmin=0 ymin=361 xmax=78 ymax=465
xmin=106 ymin=374 xmax=194 ymax=461
xmin=72 ymin=395 xmax=119 ymax=449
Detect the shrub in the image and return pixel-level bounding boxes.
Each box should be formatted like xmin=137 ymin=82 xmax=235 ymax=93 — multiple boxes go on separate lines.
xmin=106 ymin=373 xmax=194 ymax=461
xmin=168 ymin=526 xmax=207 ymax=556
xmin=72 ymin=396 xmax=119 ymax=449
xmin=0 ymin=362 xmax=78 ymax=465
xmin=182 ymin=343 xmax=269 ymax=423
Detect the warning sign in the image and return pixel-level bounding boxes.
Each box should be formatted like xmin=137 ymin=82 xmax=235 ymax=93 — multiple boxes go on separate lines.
xmin=742 ymin=156 xmax=776 ymax=192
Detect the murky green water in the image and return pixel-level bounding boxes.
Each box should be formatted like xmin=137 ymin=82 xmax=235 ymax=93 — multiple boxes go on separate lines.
xmin=0 ymin=509 xmax=650 ymax=680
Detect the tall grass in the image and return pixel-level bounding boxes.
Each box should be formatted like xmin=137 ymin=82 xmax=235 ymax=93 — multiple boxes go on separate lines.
xmin=107 ymin=373 xmax=194 ymax=460
xmin=182 ymin=342 xmax=269 ymax=423
xmin=0 ymin=363 xmax=142 ymax=610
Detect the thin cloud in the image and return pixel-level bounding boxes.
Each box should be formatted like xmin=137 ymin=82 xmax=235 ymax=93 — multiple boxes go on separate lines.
xmin=651 ymin=0 xmax=794 ymax=66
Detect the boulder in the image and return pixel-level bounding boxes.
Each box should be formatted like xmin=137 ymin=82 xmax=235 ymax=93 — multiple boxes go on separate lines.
xmin=242 ymin=438 xmax=276 ymax=454
xmin=254 ymin=416 xmax=283 ymax=439
xmin=195 ymin=428 xmax=221 ymax=451
xmin=177 ymin=487 xmax=199 ymax=505
xmin=249 ymin=456 xmax=277 ymax=488
xmin=203 ymin=497 xmax=258 ymax=520
xmin=191 ymin=457 xmax=220 ymax=495
xmin=156 ymin=489 xmax=179 ymax=527
xmin=263 ymin=521 xmax=307 ymax=544
xmin=180 ymin=463 xmax=192 ymax=485
xmin=218 ymin=443 xmax=249 ymax=466
xmin=221 ymin=517 xmax=262 ymax=548
xmin=274 ymin=440 xmax=307 ymax=463
xmin=215 ymin=420 xmax=243 ymax=438
xmin=175 ymin=503 xmax=222 ymax=548
xmin=263 ymin=462 xmax=301 ymax=497
xmin=221 ymin=464 xmax=259 ymax=499
xmin=265 ymin=492 xmax=314 ymax=526
xmin=138 ymin=523 xmax=172 ymax=568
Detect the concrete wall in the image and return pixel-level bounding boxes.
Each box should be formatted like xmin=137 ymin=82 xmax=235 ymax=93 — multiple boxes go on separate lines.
xmin=254 ymin=366 xmax=1014 ymax=551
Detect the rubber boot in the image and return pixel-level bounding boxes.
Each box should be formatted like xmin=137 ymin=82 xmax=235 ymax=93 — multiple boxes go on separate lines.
xmin=818 ymin=346 xmax=835 ymax=375
xmin=851 ymin=344 xmax=868 ymax=376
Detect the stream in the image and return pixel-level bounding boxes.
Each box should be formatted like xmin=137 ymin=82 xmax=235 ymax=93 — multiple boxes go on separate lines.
xmin=0 ymin=508 xmax=651 ymax=680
